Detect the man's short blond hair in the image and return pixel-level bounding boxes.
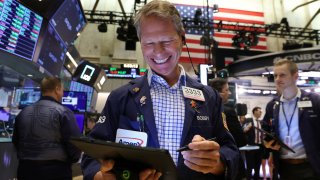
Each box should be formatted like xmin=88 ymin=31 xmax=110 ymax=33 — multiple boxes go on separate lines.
xmin=274 ymin=58 xmax=298 ymax=75
xmin=134 ymin=0 xmax=185 ymax=40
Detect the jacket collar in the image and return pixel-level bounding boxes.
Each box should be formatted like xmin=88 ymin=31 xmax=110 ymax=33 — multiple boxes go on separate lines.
xmin=40 ymin=96 xmax=61 ymax=104
xmin=128 ymin=76 xmax=160 ymax=147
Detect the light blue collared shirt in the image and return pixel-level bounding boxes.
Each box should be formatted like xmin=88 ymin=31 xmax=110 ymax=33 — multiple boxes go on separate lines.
xmin=148 ymin=65 xmax=186 ymax=165
xmin=279 ymin=88 xmax=306 ymax=159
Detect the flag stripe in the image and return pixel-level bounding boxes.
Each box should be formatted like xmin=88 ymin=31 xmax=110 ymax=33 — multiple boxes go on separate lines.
xmin=215 ymin=14 xmax=264 ymax=23
xmin=214 ymin=33 xmax=267 ymax=41
xmin=218 ymin=8 xmax=264 ymax=17
xmin=213 ymin=24 xmax=266 ymax=33
xmin=182 ymin=47 xmax=208 ymax=53
xmin=214 ymin=17 xmax=264 ymax=25
xmin=179 ymin=56 xmax=206 ymax=64
xmin=218 ymin=42 xmax=267 ymax=50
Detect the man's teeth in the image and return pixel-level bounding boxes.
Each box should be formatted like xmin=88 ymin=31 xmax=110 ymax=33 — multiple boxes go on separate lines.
xmin=154 ymin=57 xmax=168 ymax=64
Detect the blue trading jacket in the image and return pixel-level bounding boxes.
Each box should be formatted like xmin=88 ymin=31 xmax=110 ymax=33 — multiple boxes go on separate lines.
xmin=81 ymin=75 xmax=240 ymax=180
xmin=12 ymin=96 xmax=81 ymax=163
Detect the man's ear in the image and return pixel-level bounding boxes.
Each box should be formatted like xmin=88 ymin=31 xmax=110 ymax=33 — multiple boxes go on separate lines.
xmin=181 ymin=31 xmax=186 ymax=45
xmin=181 ymin=35 xmax=186 ymax=45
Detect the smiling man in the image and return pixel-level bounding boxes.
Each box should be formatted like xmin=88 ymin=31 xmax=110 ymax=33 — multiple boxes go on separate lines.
xmin=263 ymin=59 xmax=320 ymax=180
xmin=81 ymin=1 xmax=239 ymax=180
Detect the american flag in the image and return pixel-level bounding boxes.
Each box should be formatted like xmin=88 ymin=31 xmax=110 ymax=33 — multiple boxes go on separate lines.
xmin=175 ymin=3 xmax=214 ymax=64
xmin=213 ymin=8 xmax=267 ymax=51
xmin=171 ymin=0 xmax=267 ymax=64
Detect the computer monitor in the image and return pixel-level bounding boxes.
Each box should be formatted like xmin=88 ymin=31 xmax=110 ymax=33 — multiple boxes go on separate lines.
xmin=49 ymin=0 xmax=86 ymax=46
xmin=0 ymin=0 xmax=43 ymax=61
xmin=37 ymin=23 xmax=67 ymax=77
xmin=0 ymin=108 xmax=9 ymax=122
xmin=74 ymin=112 xmax=85 ymax=134
xmin=69 ymin=81 xmax=93 ymax=112
xmin=62 ymin=91 xmax=87 ymax=112
xmin=13 ymin=88 xmax=41 ymax=109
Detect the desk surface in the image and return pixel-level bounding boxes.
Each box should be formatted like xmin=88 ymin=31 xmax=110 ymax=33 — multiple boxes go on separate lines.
xmin=0 ymin=137 xmax=12 ymax=142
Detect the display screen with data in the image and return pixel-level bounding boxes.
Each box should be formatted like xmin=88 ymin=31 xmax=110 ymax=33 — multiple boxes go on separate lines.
xmin=62 ymin=91 xmax=87 ymax=112
xmin=0 ymin=0 xmax=42 ymax=60
xmin=49 ymin=0 xmax=86 ymax=46
xmin=37 ymin=23 xmax=67 ymax=76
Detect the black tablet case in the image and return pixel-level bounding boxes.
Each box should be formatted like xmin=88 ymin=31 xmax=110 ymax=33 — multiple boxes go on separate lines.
xmin=70 ymin=137 xmax=178 ymax=179
xmin=253 ymin=126 xmax=295 ymax=153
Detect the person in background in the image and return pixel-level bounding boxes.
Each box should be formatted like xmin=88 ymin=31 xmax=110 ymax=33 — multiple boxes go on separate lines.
xmin=81 ymin=1 xmax=239 ymax=179
xmin=209 ymin=78 xmax=247 ymax=147
xmin=85 ymin=116 xmax=97 ymax=135
xmin=243 ymin=106 xmax=264 ymax=180
xmin=209 ymin=78 xmax=247 ymax=179
xmin=261 ymin=89 xmax=282 ymax=180
xmin=261 ymin=148 xmax=273 ymax=180
xmin=263 ymin=59 xmax=320 ymax=180
xmin=12 ymin=77 xmax=81 ymax=180
xmin=239 ymin=115 xmax=247 ymax=128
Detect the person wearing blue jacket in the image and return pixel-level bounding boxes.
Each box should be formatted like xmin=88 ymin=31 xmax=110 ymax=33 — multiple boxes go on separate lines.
xmin=12 ymin=77 xmax=81 ymax=180
xmin=81 ymin=1 xmax=239 ymax=179
xmin=263 ymin=59 xmax=320 ymax=180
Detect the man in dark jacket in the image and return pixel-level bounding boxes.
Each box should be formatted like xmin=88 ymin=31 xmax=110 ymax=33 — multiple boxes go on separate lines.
xmin=210 ymin=78 xmax=247 ymax=180
xmin=209 ymin=78 xmax=247 ymax=147
xmin=12 ymin=77 xmax=81 ymax=180
xmin=243 ymin=107 xmax=264 ymax=180
xmin=263 ymin=59 xmax=320 ymax=179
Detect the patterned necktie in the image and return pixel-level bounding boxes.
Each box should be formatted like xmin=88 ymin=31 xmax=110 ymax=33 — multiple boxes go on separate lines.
xmin=256 ymin=120 xmax=260 ymax=144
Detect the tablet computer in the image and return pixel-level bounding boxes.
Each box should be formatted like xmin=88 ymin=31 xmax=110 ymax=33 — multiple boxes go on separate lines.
xmin=70 ymin=137 xmax=178 ymax=179
xmin=253 ymin=127 xmax=295 ymax=153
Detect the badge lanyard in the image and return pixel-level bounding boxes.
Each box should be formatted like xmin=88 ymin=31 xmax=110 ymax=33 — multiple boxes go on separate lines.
xmin=281 ymin=98 xmax=298 ymax=136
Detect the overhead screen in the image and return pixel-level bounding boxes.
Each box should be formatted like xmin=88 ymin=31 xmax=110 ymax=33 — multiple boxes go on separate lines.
xmin=37 ymin=23 xmax=67 ymax=76
xmin=0 ymin=0 xmax=42 ymax=60
xmin=49 ymin=0 xmax=86 ymax=46
xmin=72 ymin=60 xmax=101 ymax=87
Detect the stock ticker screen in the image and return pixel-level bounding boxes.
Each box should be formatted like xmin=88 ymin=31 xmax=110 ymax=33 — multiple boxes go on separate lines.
xmin=37 ymin=23 xmax=67 ymax=76
xmin=0 ymin=0 xmax=42 ymax=60
xmin=49 ymin=0 xmax=86 ymax=46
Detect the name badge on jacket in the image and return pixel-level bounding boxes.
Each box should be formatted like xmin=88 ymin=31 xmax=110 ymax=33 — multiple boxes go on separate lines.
xmin=116 ymin=128 xmax=148 ymax=147
xmin=182 ymin=86 xmax=205 ymax=101
xmin=298 ymin=101 xmax=312 ymax=108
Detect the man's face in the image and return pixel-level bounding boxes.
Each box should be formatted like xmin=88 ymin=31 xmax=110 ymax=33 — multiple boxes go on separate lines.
xmin=56 ymin=84 xmax=64 ymax=103
xmin=253 ymin=108 xmax=262 ymax=119
xmin=274 ymin=64 xmax=298 ymax=92
xmin=220 ymin=83 xmax=230 ymax=104
xmin=139 ymin=15 xmax=184 ymax=80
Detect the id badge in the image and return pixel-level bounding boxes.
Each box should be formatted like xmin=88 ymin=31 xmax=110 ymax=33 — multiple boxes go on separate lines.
xmin=182 ymin=86 xmax=205 ymax=101
xmin=284 ymin=135 xmax=292 ymax=147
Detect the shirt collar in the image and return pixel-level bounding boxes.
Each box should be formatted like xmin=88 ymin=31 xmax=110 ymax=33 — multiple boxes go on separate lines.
xmin=147 ymin=64 xmax=186 ymax=87
xmin=280 ymin=88 xmax=301 ymax=103
xmin=41 ymin=96 xmax=61 ymax=104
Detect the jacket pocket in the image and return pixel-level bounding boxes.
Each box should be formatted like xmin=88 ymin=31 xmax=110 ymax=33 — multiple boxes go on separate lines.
xmin=188 ymin=126 xmax=214 ymax=140
xmin=118 ymin=115 xmax=140 ymax=131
